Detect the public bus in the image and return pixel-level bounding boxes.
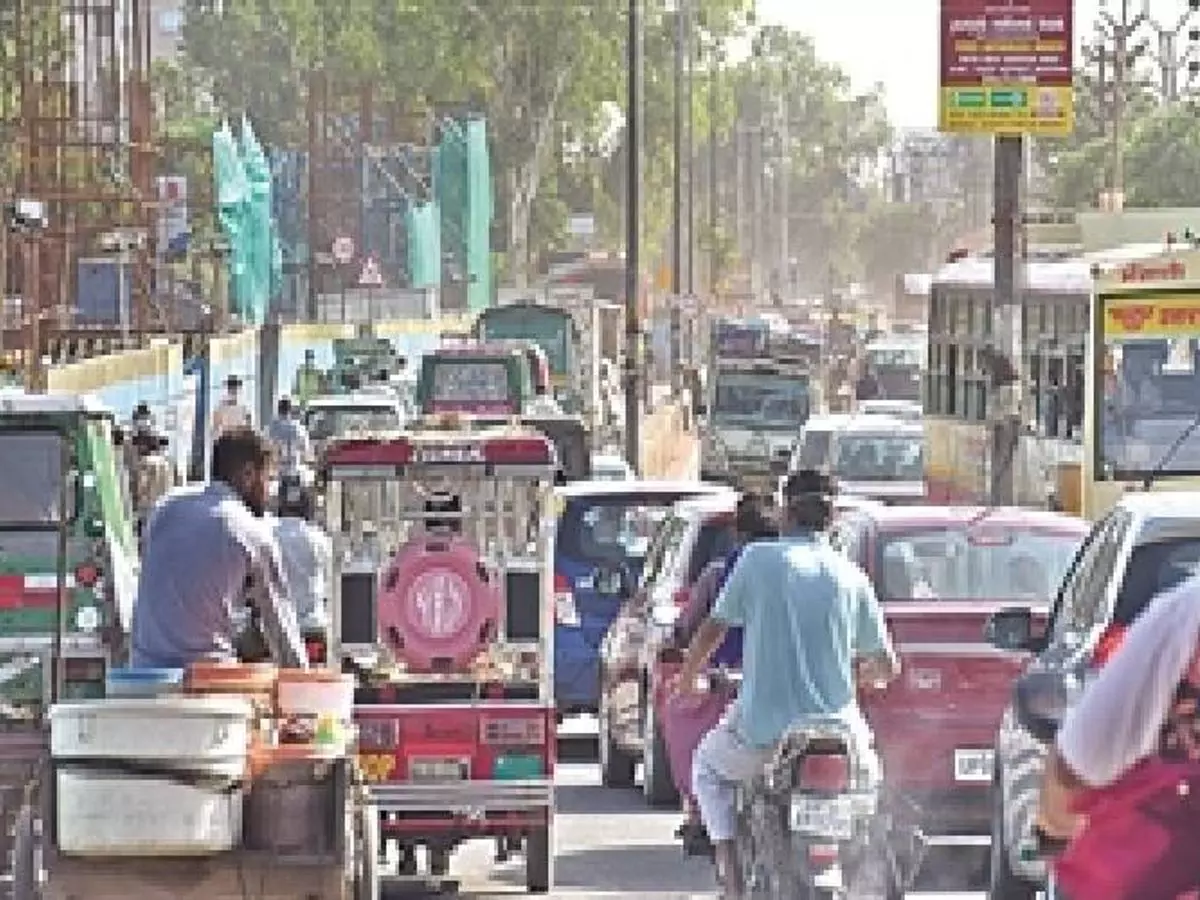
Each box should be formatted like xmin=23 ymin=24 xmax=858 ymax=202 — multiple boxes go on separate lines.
xmin=924 ymin=242 xmax=1186 ymax=518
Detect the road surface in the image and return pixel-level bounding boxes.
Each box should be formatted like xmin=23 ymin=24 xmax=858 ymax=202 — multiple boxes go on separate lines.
xmin=394 ymin=757 xmax=990 ymax=899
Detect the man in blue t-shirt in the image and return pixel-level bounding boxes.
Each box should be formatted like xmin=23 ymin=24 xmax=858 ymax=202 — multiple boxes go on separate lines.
xmin=673 ymin=470 xmax=900 ymax=895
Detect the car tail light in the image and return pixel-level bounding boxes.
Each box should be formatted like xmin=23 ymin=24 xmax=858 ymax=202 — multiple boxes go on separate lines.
xmin=74 ymin=562 xmax=100 ymax=588
xmin=795 ymin=753 xmax=850 ymax=792
xmin=481 ymin=717 xmax=546 ymax=746
xmin=554 ymin=573 xmax=578 ymax=626
xmin=1091 ymin=623 xmax=1128 ymax=668
xmin=305 ymin=636 xmax=327 ymax=664
xmin=672 ymin=587 xmax=690 ymax=608
xmin=807 ymin=843 xmax=839 ymax=868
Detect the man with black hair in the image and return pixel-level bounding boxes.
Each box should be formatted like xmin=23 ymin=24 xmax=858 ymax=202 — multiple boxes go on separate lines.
xmin=674 ymin=469 xmax=898 ymax=895
xmin=130 ymin=427 xmax=307 ymax=669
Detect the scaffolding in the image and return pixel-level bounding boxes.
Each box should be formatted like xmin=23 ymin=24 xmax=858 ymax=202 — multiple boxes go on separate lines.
xmin=1 ymin=0 xmax=158 ymax=365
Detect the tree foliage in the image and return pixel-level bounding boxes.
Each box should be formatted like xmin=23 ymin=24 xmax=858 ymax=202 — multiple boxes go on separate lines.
xmin=1037 ymin=75 xmax=1200 ymax=209
xmin=173 ymin=0 xmax=905 ymax=287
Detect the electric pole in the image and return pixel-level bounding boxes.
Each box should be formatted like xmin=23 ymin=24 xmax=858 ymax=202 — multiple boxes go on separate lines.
xmin=669 ymin=0 xmax=684 ymax=394
xmin=624 ymin=0 xmax=642 ymax=471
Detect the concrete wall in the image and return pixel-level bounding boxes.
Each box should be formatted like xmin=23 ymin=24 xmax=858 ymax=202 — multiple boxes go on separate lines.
xmin=46 ymin=340 xmax=196 ymax=476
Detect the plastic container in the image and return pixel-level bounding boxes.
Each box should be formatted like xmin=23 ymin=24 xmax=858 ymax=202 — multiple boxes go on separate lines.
xmin=55 ymin=768 xmax=242 ymax=856
xmin=276 ymin=670 xmax=355 ymax=752
xmin=243 ymin=756 xmax=340 ymax=856
xmin=49 ymin=697 xmax=252 ymax=777
xmin=275 ymin=670 xmax=354 ymax=720
xmin=185 ymin=662 xmax=277 ymax=715
xmin=105 ymin=667 xmax=184 ymax=698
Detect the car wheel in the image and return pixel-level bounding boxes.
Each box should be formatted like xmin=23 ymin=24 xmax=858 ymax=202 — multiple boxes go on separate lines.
xmin=988 ymin=774 xmax=1039 ymax=900
xmin=600 ymin=690 xmax=636 ymax=788
xmin=642 ymin=695 xmax=680 ymax=808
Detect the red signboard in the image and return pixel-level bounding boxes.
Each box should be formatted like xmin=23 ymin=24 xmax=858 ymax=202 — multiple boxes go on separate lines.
xmin=940 ymin=0 xmax=1072 ymax=86
xmin=939 ymin=0 xmax=1074 ymax=135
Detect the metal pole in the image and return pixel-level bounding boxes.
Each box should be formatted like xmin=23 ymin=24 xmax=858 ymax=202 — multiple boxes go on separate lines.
xmin=708 ymin=52 xmax=718 ymax=298
xmin=1112 ymin=0 xmax=1128 ymax=207
xmin=672 ymin=5 xmax=683 ymax=296
xmin=624 ymin=0 xmax=642 ymax=471
xmin=778 ymin=94 xmax=790 ymax=298
xmin=990 ymin=134 xmax=1024 ymax=506
xmin=684 ymin=0 xmax=695 ymax=296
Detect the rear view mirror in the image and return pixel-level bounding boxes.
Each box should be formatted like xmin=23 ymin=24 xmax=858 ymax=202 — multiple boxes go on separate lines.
xmin=985 ymin=607 xmax=1035 ymax=651
xmin=1014 ymin=669 xmax=1072 ymax=743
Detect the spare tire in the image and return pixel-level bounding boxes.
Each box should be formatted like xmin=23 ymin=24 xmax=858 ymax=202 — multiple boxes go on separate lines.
xmin=378 ymin=536 xmax=499 ymax=672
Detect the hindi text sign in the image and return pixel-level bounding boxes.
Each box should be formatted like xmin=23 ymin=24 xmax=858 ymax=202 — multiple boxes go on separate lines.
xmin=938 ymin=0 xmax=1074 ymax=136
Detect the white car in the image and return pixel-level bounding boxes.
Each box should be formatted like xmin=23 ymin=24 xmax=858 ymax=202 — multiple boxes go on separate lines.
xmin=591 ymin=454 xmax=635 ymax=481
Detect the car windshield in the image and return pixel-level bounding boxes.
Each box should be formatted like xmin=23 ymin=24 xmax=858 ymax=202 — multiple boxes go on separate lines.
xmin=877 ymin=527 xmax=1084 ymax=602
xmin=1110 ymin=537 xmax=1200 ymax=625
xmin=795 ymin=428 xmax=834 ymax=469
xmin=712 ymin=371 xmax=809 ymax=428
xmin=557 ymin=495 xmax=695 ymax=578
xmin=867 ymin=346 xmax=923 ymax=368
xmin=305 ymin=407 xmax=400 ymax=440
xmin=832 ymin=433 xmax=923 ymax=481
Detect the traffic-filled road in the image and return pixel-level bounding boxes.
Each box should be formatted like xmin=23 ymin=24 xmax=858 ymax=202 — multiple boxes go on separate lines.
xmin=394 ymin=738 xmax=991 ymax=898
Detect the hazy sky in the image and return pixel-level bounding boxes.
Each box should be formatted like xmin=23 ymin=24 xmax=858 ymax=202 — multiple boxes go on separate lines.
xmin=756 ymin=0 xmax=1195 ymax=128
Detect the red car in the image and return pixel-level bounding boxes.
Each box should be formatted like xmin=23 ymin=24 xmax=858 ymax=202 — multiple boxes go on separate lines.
xmin=828 ymin=505 xmax=1089 ymax=839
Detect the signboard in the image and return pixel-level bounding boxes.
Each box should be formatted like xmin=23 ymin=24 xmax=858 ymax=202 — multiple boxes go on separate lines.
xmin=358 ymin=256 xmax=384 ymax=287
xmin=332 ymin=236 xmax=354 ymax=264
xmin=567 ymin=214 xmax=595 ymax=237
xmin=1102 ymin=297 xmax=1200 ymax=339
xmin=156 ymin=176 xmax=188 ymax=254
xmin=938 ymin=0 xmax=1073 ymax=136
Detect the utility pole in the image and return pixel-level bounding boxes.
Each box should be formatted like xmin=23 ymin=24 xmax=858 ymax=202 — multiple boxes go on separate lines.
xmin=708 ymin=46 xmax=719 ymax=298
xmin=684 ymin=0 xmax=695 ymax=296
xmin=778 ymin=93 xmax=790 ymax=300
xmin=624 ymin=0 xmax=642 ymax=471
xmin=668 ymin=0 xmax=684 ymax=394
xmin=991 ymin=137 xmax=1023 ymax=506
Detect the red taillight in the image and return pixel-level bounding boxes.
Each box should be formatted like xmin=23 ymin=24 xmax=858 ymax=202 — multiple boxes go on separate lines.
xmin=1091 ymin=623 xmax=1127 ymax=668
xmin=305 ymin=637 xmax=327 ymax=664
xmin=74 ymin=563 xmax=99 ymax=588
xmin=554 ymin=573 xmax=578 ymax=625
xmin=796 ymin=754 xmax=850 ymax=792
xmin=672 ymin=587 xmax=690 ymax=608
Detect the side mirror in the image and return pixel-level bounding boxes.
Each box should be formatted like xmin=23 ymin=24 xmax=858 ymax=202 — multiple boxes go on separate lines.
xmin=1014 ymin=669 xmax=1074 ymax=743
xmin=64 ymin=471 xmax=80 ymax=524
xmin=985 ymin=606 xmax=1035 ymax=652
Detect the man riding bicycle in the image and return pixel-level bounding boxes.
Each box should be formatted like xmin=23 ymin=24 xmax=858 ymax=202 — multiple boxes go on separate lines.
xmin=672 ymin=469 xmax=900 ymax=896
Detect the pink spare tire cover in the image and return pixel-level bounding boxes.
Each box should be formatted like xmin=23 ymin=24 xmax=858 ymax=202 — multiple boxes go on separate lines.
xmin=378 ymin=536 xmax=499 ymax=672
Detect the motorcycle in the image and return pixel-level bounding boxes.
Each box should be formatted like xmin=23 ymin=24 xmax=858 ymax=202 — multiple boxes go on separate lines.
xmin=731 ymin=715 xmax=923 ymax=900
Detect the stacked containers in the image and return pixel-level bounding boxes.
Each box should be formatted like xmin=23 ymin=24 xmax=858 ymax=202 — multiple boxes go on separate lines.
xmin=49 ymin=695 xmax=253 ymax=855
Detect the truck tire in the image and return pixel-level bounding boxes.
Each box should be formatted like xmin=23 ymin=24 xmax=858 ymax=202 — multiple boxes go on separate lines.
xmin=525 ymin=822 xmax=554 ymax=894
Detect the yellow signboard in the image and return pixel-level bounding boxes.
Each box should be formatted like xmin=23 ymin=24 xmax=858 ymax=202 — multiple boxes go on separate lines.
xmin=357 ymin=752 xmax=397 ymax=783
xmin=938 ymin=86 xmax=1073 ymax=137
xmin=1102 ymin=296 xmax=1200 ymax=339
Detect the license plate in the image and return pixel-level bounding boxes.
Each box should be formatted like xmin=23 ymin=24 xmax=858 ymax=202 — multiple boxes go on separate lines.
xmin=357 ymin=752 xmax=396 ymax=783
xmin=789 ymin=794 xmax=854 ymax=839
xmin=410 ymin=757 xmax=469 ymax=782
xmin=953 ymin=748 xmax=994 ymax=783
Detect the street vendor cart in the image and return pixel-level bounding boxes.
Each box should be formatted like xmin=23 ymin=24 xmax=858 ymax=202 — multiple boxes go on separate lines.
xmin=324 ymin=420 xmax=558 ymax=893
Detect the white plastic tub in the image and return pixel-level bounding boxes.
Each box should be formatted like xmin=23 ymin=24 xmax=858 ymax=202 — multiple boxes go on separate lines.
xmin=49 ymin=697 xmax=252 ymax=775
xmin=56 ymin=769 xmax=242 ymax=856
xmin=275 ymin=672 xmax=354 ymax=720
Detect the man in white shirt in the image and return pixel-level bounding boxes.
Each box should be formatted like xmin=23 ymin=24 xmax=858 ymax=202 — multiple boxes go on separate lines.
xmin=213 ymin=374 xmax=252 ymax=437
xmin=271 ymin=487 xmax=332 ymax=636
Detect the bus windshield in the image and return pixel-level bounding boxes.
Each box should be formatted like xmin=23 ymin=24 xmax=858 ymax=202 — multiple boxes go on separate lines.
xmin=476 ymin=308 xmax=572 ymax=376
xmin=712 ymin=371 xmax=810 ymax=429
xmin=1099 ymin=294 xmax=1200 ymax=476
